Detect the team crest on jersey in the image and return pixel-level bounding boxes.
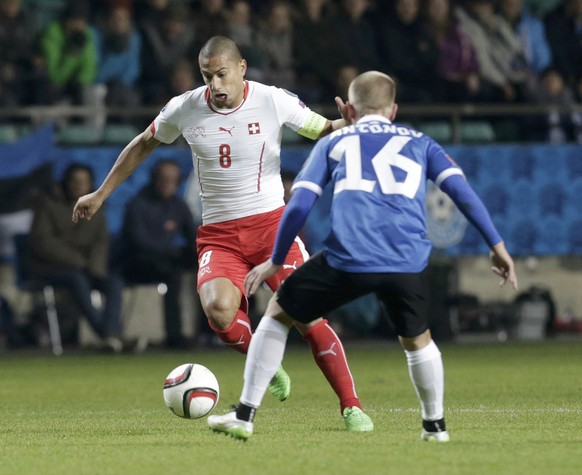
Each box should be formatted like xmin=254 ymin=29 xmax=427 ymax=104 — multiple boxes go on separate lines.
xmin=248 ymin=123 xmax=261 ymax=135
xmin=185 ymin=126 xmax=206 ymax=140
xmin=426 ymin=182 xmax=468 ymax=249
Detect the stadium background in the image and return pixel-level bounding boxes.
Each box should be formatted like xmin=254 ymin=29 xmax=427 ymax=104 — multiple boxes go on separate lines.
xmin=1 ymin=0 xmax=582 ymax=346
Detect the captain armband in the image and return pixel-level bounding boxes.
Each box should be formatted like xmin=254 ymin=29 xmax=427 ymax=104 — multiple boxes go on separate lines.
xmin=297 ymin=111 xmax=327 ymax=140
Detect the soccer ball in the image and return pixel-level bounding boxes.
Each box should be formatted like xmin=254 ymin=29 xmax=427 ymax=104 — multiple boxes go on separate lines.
xmin=163 ymin=363 xmax=220 ymax=419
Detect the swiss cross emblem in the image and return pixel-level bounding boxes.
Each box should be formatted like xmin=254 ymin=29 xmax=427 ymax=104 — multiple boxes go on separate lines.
xmin=248 ymin=122 xmax=261 ymax=135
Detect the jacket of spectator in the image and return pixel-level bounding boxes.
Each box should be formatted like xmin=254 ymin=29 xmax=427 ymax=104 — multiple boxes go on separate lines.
xmin=28 ymin=182 xmax=108 ymax=279
xmin=94 ymin=7 xmax=141 ymax=87
xmin=39 ymin=16 xmax=97 ymax=87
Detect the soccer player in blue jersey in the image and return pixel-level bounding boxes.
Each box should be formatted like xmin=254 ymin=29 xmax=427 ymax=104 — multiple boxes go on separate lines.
xmin=208 ymin=71 xmax=518 ymax=442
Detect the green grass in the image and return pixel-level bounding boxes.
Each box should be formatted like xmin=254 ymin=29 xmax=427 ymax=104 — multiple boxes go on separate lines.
xmin=1 ymin=341 xmax=581 ymax=475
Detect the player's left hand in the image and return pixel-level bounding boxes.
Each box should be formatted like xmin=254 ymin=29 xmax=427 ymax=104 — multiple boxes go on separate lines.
xmin=490 ymin=242 xmax=518 ymax=290
xmin=245 ymin=259 xmax=281 ymax=296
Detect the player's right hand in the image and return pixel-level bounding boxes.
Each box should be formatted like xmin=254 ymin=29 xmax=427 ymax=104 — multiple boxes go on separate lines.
xmin=72 ymin=191 xmax=103 ymax=223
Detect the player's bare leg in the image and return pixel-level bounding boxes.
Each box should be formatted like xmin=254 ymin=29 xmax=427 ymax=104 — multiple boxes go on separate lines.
xmin=199 ymin=277 xmax=290 ymax=401
xmin=400 ymin=329 xmax=449 ymax=442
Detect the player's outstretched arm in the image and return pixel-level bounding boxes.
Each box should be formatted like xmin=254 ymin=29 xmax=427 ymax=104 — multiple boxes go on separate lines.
xmin=490 ymin=241 xmax=518 ymax=290
xmin=72 ymin=127 xmax=161 ymax=223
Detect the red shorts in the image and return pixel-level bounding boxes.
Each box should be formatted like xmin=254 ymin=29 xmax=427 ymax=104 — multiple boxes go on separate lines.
xmin=196 ymin=207 xmax=309 ymax=299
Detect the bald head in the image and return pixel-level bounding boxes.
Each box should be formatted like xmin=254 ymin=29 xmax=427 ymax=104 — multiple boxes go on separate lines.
xmin=348 ymin=71 xmax=396 ymax=118
xmin=199 ymin=35 xmax=242 ymax=63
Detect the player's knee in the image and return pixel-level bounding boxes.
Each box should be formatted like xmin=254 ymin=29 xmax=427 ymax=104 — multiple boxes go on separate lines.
xmin=399 ymin=329 xmax=432 ymax=351
xmin=202 ymin=296 xmax=238 ymax=329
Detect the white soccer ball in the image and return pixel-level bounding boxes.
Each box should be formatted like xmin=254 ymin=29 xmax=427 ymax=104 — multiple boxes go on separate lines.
xmin=163 ymin=363 xmax=220 ymax=419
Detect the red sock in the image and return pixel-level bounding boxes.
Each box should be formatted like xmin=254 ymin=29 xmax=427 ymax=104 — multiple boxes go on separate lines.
xmin=303 ymin=319 xmax=361 ymax=413
xmin=209 ymin=310 xmax=252 ymax=354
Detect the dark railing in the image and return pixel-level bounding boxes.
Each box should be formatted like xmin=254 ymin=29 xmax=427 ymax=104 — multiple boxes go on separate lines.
xmin=1 ymin=103 xmax=582 ymax=144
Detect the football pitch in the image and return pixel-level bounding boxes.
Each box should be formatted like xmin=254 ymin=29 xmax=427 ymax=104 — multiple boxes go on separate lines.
xmin=1 ymin=340 xmax=580 ymax=475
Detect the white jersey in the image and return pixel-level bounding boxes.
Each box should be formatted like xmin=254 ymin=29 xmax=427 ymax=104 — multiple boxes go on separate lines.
xmin=152 ymin=81 xmax=313 ymax=224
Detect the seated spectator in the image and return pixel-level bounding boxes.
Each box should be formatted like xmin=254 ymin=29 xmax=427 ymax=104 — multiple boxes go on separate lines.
xmin=28 ymin=163 xmax=125 ymax=350
xmin=192 ymin=0 xmax=229 ymax=52
xmin=0 ymin=0 xmax=37 ymax=106
xmin=255 ymin=1 xmax=295 ymax=90
xmin=422 ymin=0 xmax=483 ymax=103
xmin=335 ymin=0 xmax=382 ymax=74
xmin=525 ymin=68 xmax=582 ymax=143
xmin=378 ymin=0 xmax=438 ymax=103
xmin=139 ymin=1 xmax=195 ymax=105
xmin=334 ymin=64 xmax=359 ymax=99
xmin=135 ymin=0 xmax=171 ymax=27
xmin=226 ymin=0 xmax=265 ymax=82
xmin=575 ymin=75 xmax=582 ymax=103
xmin=168 ymin=58 xmax=199 ymax=97
xmin=93 ymin=5 xmax=141 ymax=109
xmin=293 ymin=0 xmax=343 ymax=103
xmin=35 ymin=0 xmax=97 ymax=106
xmin=118 ymin=160 xmax=198 ymax=349
xmin=498 ymin=0 xmax=552 ymax=77
xmin=455 ymin=0 xmax=530 ymax=103
xmin=544 ymin=0 xmax=582 ymax=86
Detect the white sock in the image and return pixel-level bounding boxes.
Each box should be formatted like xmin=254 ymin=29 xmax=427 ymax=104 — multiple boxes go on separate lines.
xmin=404 ymin=340 xmax=444 ymax=421
xmin=240 ymin=317 xmax=290 ymax=408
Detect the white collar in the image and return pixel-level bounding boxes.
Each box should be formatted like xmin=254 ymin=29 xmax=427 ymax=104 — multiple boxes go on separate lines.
xmin=356 ymin=114 xmax=392 ymax=125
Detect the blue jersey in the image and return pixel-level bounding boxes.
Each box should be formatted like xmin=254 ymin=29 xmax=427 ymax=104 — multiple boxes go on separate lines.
xmin=292 ymin=115 xmax=464 ymax=273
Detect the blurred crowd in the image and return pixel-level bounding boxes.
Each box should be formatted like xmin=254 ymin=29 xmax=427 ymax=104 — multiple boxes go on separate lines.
xmin=1 ymin=0 xmax=582 ymax=142
xmin=0 ymin=0 xmax=581 ymax=109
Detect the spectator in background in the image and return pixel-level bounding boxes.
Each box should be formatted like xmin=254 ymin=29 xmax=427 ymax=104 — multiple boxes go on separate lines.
xmin=455 ymin=0 xmax=530 ymax=103
xmin=118 ymin=160 xmax=198 ymax=349
xmin=0 ymin=0 xmax=37 ymax=106
xmin=87 ymin=0 xmax=133 ymax=28
xmin=525 ymin=67 xmax=582 ymax=143
xmin=94 ymin=5 xmax=141 ymax=109
xmin=335 ymin=0 xmax=381 ymax=74
xmin=498 ymin=0 xmax=552 ymax=78
xmin=544 ymin=0 xmax=582 ymax=86
xmin=28 ymin=163 xmax=125 ymax=350
xmin=35 ymin=1 xmax=97 ymax=106
xmin=256 ymin=1 xmax=295 ymax=90
xmin=168 ymin=58 xmax=198 ymax=97
xmin=377 ymin=0 xmax=438 ymax=102
xmin=226 ymin=0 xmax=265 ymax=81
xmin=135 ymin=0 xmax=170 ymax=26
xmin=192 ymin=0 xmax=229 ymax=52
xmin=334 ymin=64 xmax=359 ymax=99
xmin=422 ymin=0 xmax=482 ymax=103
xmin=575 ymin=75 xmax=582 ymax=102
xmin=293 ymin=0 xmax=343 ymax=103
xmin=139 ymin=1 xmax=195 ymax=105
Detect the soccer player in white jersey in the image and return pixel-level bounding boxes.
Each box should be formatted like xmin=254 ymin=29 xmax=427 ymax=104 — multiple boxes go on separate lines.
xmin=72 ymin=36 xmax=373 ymax=431
xmin=208 ymin=71 xmax=519 ymax=441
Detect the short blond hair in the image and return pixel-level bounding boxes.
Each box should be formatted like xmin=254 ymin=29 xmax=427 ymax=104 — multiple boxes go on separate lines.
xmin=348 ymin=71 xmax=396 ymax=116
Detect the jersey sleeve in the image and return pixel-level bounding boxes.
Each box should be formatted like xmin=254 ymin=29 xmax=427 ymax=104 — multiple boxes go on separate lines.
xmin=151 ymin=95 xmax=183 ymax=144
xmin=440 ymin=174 xmax=502 ymax=247
xmin=270 ymin=86 xmax=325 ymax=138
xmin=291 ymin=137 xmax=332 ymax=197
xmin=425 ymin=138 xmax=464 ymax=187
